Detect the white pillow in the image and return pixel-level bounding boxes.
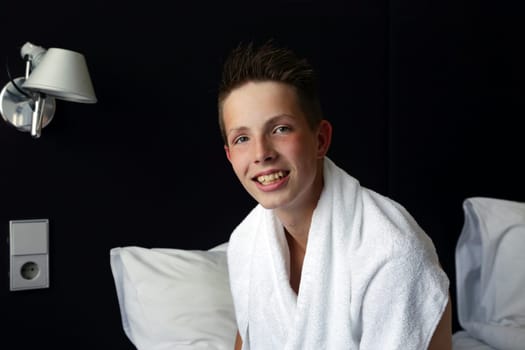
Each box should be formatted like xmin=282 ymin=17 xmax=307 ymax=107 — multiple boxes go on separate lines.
xmin=110 ymin=243 xmax=236 ymax=350
xmin=455 ymin=197 xmax=525 ymax=350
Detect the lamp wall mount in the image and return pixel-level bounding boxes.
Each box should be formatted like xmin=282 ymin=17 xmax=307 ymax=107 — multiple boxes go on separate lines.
xmin=0 ymin=77 xmax=56 ymax=135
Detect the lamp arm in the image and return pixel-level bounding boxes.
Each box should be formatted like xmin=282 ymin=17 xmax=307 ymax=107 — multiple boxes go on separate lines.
xmin=25 ymin=57 xmax=32 ymax=78
xmin=5 ymin=58 xmax=31 ymax=98
xmin=31 ymin=93 xmax=46 ymax=138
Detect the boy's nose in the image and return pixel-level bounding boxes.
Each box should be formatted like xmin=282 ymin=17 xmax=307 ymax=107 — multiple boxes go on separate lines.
xmin=254 ymin=137 xmax=275 ymax=163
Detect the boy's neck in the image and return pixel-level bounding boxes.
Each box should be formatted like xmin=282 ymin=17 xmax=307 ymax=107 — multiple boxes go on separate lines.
xmin=281 ymin=217 xmax=311 ymax=252
xmin=276 ymin=199 xmax=317 ymax=251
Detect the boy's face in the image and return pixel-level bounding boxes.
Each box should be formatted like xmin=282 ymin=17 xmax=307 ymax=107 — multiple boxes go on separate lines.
xmin=222 ymin=81 xmax=331 ymax=212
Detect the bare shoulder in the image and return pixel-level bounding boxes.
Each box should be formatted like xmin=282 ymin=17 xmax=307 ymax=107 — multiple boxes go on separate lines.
xmin=427 ymin=294 xmax=452 ymax=350
xmin=234 ymin=330 xmax=242 ymax=350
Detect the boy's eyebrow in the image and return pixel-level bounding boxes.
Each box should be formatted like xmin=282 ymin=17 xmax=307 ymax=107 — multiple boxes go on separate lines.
xmin=227 ymin=126 xmax=249 ymax=137
xmin=265 ymin=114 xmax=295 ymax=125
xmin=227 ymin=114 xmax=295 ymax=137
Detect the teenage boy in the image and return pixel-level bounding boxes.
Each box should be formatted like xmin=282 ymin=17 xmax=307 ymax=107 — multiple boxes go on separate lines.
xmin=218 ymin=40 xmax=452 ymax=350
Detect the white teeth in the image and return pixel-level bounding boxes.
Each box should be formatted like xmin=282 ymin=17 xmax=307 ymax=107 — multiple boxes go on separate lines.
xmin=257 ymin=171 xmax=285 ymax=185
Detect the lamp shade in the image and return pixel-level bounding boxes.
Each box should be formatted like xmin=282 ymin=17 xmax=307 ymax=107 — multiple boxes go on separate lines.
xmin=22 ymin=48 xmax=97 ymax=103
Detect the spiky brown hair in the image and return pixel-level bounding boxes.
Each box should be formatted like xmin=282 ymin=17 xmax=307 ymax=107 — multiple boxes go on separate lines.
xmin=218 ymin=40 xmax=323 ymax=144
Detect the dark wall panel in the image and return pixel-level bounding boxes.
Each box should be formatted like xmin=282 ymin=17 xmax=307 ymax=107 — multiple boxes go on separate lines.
xmin=389 ymin=1 xmax=525 ymax=332
xmin=0 ymin=2 xmax=388 ymax=348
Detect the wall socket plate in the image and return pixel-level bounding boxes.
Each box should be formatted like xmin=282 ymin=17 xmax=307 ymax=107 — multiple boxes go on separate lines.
xmin=9 ymin=219 xmax=50 ymax=291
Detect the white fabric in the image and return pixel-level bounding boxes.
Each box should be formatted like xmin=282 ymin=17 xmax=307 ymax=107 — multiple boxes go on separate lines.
xmin=228 ymin=157 xmax=449 ymax=350
xmin=453 ymin=331 xmax=496 ymax=350
xmin=110 ymin=243 xmax=236 ymax=350
xmin=455 ymin=197 xmax=525 ymax=350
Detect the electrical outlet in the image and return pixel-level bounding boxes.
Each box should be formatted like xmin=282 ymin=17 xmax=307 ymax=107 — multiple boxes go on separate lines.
xmin=9 ymin=219 xmax=49 ymax=291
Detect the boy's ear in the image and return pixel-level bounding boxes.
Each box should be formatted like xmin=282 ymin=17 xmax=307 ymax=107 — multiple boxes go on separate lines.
xmin=224 ymin=145 xmax=232 ymax=162
xmin=316 ymin=119 xmax=332 ymax=158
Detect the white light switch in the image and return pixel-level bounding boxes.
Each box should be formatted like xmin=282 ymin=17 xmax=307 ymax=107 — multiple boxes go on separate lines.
xmin=9 ymin=219 xmax=50 ymax=291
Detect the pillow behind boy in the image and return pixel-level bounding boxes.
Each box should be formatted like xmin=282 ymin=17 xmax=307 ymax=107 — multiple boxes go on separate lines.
xmin=110 ymin=243 xmax=236 ymax=350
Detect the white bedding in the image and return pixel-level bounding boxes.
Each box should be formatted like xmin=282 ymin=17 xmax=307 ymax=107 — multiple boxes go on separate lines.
xmin=453 ymin=331 xmax=495 ymax=350
xmin=454 ymin=197 xmax=525 ymax=350
xmin=110 ymin=242 xmax=236 ymax=350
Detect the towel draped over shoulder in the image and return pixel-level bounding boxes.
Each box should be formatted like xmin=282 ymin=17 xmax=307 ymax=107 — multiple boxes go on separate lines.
xmin=227 ymin=157 xmax=449 ymax=350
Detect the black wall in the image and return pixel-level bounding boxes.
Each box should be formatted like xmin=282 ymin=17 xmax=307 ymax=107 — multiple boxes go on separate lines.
xmin=1 ymin=1 xmax=523 ymax=348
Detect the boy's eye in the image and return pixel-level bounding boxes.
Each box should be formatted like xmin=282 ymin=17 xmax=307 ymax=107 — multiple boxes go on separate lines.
xmin=233 ymin=135 xmax=249 ymax=145
xmin=273 ymin=125 xmax=291 ymax=134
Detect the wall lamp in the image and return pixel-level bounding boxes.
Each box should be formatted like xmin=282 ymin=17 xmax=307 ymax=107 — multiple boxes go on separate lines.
xmin=0 ymin=42 xmax=97 ymax=138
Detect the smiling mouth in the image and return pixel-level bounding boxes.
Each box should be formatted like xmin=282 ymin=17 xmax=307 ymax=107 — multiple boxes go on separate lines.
xmin=254 ymin=171 xmax=289 ymax=185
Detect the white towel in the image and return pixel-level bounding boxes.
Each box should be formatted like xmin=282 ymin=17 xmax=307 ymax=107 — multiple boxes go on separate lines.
xmin=227 ymin=157 xmax=449 ymax=349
